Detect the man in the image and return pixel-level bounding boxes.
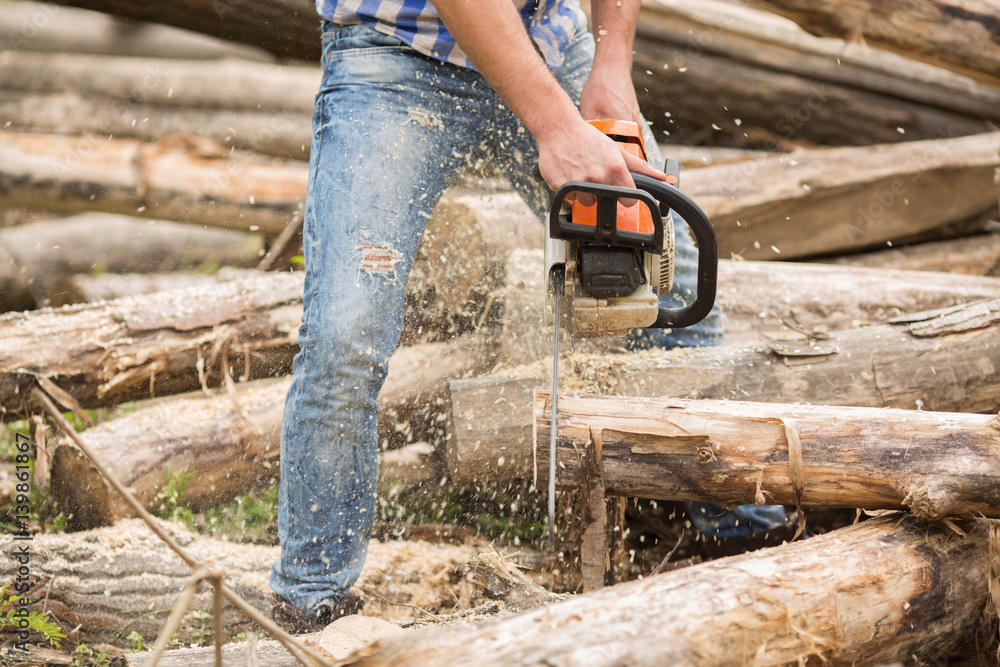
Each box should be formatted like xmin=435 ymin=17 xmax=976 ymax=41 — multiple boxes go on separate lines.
xmin=270 ymin=0 xmax=785 ymax=632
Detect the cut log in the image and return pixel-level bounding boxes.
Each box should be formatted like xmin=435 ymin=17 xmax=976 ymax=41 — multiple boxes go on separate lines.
xmin=717 ymin=259 xmax=1000 ymax=339
xmin=635 ymin=0 xmax=999 ymax=146
xmin=51 ymin=269 xmax=257 ymax=308
xmin=0 ymin=518 xmax=481 ymax=645
xmin=0 ymin=214 xmax=260 ymax=312
xmin=747 ymin=0 xmax=1000 ymax=90
xmin=683 ymin=132 xmax=1000 ymax=260
xmin=0 ymin=271 xmax=304 ymax=420
xmin=534 ymin=393 xmax=1000 ymax=519
xmin=342 ymin=514 xmax=992 ymax=666
xmin=0 ymin=52 xmax=315 ymax=114
xmin=818 ymin=231 xmax=1000 ymax=276
xmin=0 ymin=131 xmax=307 ymax=237
xmin=0 ymin=91 xmax=312 ymax=161
xmin=645 ymin=0 xmax=1000 ymax=122
xmin=0 ymin=52 xmax=317 ymax=160
xmin=35 ymin=0 xmax=320 ymax=62
xmin=0 ymin=1 xmax=273 ymax=60
xmin=51 ymin=337 xmax=485 ymax=530
xmin=446 ymin=298 xmax=1000 ymax=483
xmin=501 ymin=249 xmax=1000 ymax=363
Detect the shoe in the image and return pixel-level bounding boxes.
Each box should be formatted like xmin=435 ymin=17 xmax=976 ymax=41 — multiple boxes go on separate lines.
xmin=703 ymin=521 xmax=801 ymax=559
xmin=270 ymin=592 xmax=364 ymax=634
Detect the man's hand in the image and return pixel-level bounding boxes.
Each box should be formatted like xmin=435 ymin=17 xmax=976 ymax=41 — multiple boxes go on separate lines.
xmin=535 ymin=118 xmax=663 ymax=191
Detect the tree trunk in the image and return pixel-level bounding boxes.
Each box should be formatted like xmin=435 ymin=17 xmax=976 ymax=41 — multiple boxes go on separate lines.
xmin=0 ymin=52 xmax=315 ymax=114
xmin=0 ymin=518 xmax=481 ymax=646
xmin=0 ymin=51 xmax=317 ymax=160
xmin=501 ymin=249 xmax=1000 ymax=361
xmin=0 ymin=2 xmax=273 ymax=60
xmin=446 ymin=298 xmax=1000 ymax=483
xmin=817 ymin=232 xmax=1000 ymax=276
xmin=51 ymin=337 xmax=485 ymax=530
xmin=746 ymin=0 xmax=1000 ymax=90
xmin=35 ymin=0 xmax=320 ymax=62
xmin=0 ymin=213 xmax=260 ymax=312
xmin=51 ymin=270 xmax=256 ymax=308
xmin=342 ymin=514 xmax=993 ymax=666
xmin=634 ymin=0 xmax=999 ymax=147
xmin=534 ymin=393 xmax=1000 ymax=520
xmin=0 ymin=91 xmax=312 ymax=161
xmin=0 ymin=132 xmax=306 ymax=237
xmin=0 ymin=271 xmax=304 ymax=419
xmin=682 ymin=132 xmax=1000 ymax=260
xmin=717 ymin=259 xmax=1000 ymax=339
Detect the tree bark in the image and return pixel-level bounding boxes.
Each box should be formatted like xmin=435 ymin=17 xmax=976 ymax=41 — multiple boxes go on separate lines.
xmin=446 ymin=298 xmax=1000 ymax=483
xmin=0 ymin=132 xmax=306 ymax=237
xmin=746 ymin=0 xmax=1000 ymax=90
xmin=342 ymin=514 xmax=993 ymax=666
xmin=35 ymin=0 xmax=320 ymax=62
xmin=0 ymin=2 xmax=273 ymax=60
xmin=534 ymin=393 xmax=1000 ymax=520
xmin=682 ymin=132 xmax=1000 ymax=260
xmin=0 ymin=271 xmax=304 ymax=419
xmin=0 ymin=214 xmax=260 ymax=312
xmin=818 ymin=231 xmax=1000 ymax=276
xmin=634 ymin=0 xmax=998 ymax=147
xmin=50 ymin=337 xmax=486 ymax=530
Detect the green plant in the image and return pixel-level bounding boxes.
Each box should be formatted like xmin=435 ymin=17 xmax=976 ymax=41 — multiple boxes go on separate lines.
xmin=203 ymin=486 xmax=278 ymax=542
xmin=0 ymin=584 xmax=66 ymax=648
xmin=73 ymin=642 xmax=111 ymax=667
xmin=156 ymin=468 xmax=196 ymax=530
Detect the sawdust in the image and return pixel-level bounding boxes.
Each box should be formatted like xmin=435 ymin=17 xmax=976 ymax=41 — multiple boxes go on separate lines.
xmin=0 ymin=518 xmax=486 ymax=638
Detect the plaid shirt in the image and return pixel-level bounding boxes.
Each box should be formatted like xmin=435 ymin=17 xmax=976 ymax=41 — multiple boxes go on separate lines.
xmin=316 ymin=0 xmax=587 ymax=69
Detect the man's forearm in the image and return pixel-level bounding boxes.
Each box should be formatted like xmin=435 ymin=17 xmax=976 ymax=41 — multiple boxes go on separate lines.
xmin=431 ymin=0 xmax=663 ymax=188
xmin=432 ymin=0 xmax=582 ymax=148
xmin=590 ymin=0 xmax=641 ymax=78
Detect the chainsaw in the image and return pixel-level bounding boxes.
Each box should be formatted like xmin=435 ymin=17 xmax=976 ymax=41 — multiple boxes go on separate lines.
xmin=542 ymin=119 xmax=719 ymax=544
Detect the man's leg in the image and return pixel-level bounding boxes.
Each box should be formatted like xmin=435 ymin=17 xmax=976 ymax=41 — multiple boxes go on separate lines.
xmin=270 ymin=24 xmax=490 ymax=619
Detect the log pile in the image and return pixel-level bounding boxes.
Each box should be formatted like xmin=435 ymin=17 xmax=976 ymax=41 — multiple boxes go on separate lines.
xmin=2 ymin=0 xmax=1000 ymax=664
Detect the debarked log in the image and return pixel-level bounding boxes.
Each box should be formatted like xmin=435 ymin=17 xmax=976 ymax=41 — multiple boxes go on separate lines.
xmin=0 ymin=518 xmax=480 ymax=645
xmin=534 ymin=392 xmax=1000 ymax=519
xmin=634 ymin=0 xmax=996 ymax=147
xmin=682 ymin=132 xmax=1000 ymax=260
xmin=0 ymin=213 xmax=260 ymax=312
xmin=0 ymin=271 xmax=304 ymax=419
xmin=51 ymin=337 xmax=485 ymax=530
xmin=0 ymin=131 xmax=307 ymax=237
xmin=500 ymin=249 xmax=1000 ymax=364
xmin=342 ymin=514 xmax=994 ymax=666
xmin=746 ymin=0 xmax=1000 ymax=90
xmin=446 ymin=298 xmax=1000 ymax=483
xmin=817 ymin=231 xmax=1000 ymax=276
xmin=34 ymin=0 xmax=321 ymax=62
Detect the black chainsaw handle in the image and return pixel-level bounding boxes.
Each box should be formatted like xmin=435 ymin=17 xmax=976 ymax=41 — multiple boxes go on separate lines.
xmin=631 ymin=171 xmax=718 ymax=330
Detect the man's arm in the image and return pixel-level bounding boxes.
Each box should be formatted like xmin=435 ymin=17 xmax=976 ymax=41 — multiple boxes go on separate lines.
xmin=432 ymin=0 xmax=663 ymax=191
xmin=581 ymin=0 xmax=643 ymax=125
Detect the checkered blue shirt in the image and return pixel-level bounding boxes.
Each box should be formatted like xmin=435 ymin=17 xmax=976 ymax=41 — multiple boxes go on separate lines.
xmin=315 ymin=0 xmax=587 ymax=69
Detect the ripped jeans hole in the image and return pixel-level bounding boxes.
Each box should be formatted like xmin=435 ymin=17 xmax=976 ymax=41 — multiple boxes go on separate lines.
xmin=358 ymin=243 xmax=401 ymax=278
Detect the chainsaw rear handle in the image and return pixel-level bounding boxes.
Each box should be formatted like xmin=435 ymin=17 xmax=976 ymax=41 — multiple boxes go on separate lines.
xmin=631 ymin=172 xmax=718 ymax=329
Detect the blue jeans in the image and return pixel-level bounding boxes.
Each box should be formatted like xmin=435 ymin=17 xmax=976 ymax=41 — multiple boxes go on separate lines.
xmin=271 ymin=23 xmax=761 ymax=617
